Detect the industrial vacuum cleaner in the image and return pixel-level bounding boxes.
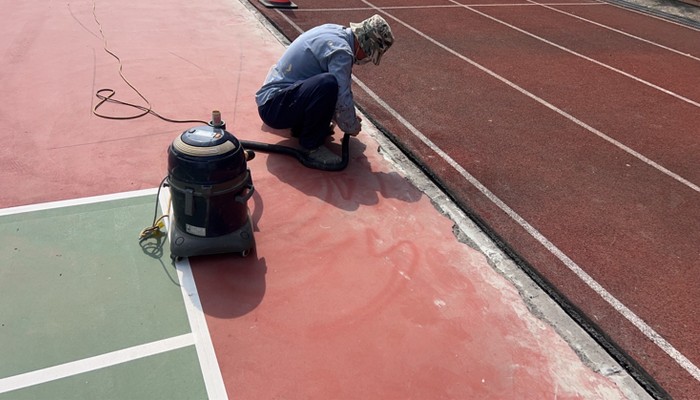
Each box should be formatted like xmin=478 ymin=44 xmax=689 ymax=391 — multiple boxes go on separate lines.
xmin=163 ymin=111 xmax=350 ymax=259
xmin=167 ymin=112 xmax=255 ymax=258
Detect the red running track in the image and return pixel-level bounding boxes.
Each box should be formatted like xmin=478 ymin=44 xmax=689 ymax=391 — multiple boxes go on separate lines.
xmin=249 ymin=0 xmax=700 ymax=398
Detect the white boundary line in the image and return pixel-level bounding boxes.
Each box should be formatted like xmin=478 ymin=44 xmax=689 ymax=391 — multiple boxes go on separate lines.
xmin=0 ymin=188 xmax=158 ymax=217
xmin=291 ymin=3 xmax=605 ymax=12
xmin=0 ymin=334 xmax=195 ymax=394
xmin=350 ymin=0 xmax=699 ymax=381
xmin=158 ymin=189 xmax=229 ymax=400
xmin=0 ymin=188 xmax=228 ymax=398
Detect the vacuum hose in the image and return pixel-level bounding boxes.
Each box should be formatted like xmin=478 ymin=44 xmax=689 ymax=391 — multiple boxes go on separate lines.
xmin=211 ymin=110 xmax=350 ymax=172
xmin=239 ymin=133 xmax=350 ymax=172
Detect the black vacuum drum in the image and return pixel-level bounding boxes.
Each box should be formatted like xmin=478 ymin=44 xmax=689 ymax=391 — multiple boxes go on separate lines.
xmin=168 ymin=125 xmax=255 ymax=258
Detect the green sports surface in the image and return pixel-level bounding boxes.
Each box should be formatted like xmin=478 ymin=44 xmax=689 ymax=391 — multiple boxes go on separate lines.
xmin=0 ymin=195 xmax=207 ymax=399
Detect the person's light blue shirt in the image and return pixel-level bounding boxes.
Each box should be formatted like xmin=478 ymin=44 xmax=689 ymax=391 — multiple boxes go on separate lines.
xmin=255 ymin=24 xmax=362 ymax=134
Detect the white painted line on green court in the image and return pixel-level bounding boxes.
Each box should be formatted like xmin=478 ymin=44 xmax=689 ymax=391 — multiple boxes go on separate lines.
xmin=0 ymin=189 xmax=158 ymax=217
xmin=174 ymin=258 xmax=229 ymax=399
xmin=159 ymin=190 xmax=229 ymax=400
xmin=0 ymin=333 xmax=195 ymax=394
xmin=1 ymin=188 xmax=227 ymax=398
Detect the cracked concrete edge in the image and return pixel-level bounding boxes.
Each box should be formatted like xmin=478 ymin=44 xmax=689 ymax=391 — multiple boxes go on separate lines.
xmin=361 ymin=121 xmax=654 ymax=400
xmin=606 ymin=0 xmax=700 ymax=27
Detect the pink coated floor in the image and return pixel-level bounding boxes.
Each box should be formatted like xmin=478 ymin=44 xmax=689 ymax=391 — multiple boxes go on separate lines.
xmin=0 ymin=0 xmax=647 ymax=398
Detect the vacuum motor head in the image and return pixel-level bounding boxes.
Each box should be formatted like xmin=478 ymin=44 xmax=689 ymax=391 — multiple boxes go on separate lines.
xmin=169 ymin=125 xmax=248 ymax=184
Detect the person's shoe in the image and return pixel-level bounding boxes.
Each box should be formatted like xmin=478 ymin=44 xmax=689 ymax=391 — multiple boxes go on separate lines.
xmin=305 ymin=145 xmax=342 ymax=165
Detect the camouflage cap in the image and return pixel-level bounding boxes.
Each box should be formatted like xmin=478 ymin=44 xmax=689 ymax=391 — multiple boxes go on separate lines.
xmin=350 ymin=14 xmax=394 ymax=65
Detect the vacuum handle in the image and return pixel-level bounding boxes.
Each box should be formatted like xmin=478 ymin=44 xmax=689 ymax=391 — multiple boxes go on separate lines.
xmin=185 ymin=188 xmax=194 ymax=216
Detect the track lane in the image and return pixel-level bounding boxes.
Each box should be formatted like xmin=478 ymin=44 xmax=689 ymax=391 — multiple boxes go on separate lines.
xmin=466 ymin=2 xmax=700 ymax=102
xmin=418 ymin=4 xmax=700 ymax=184
xmin=554 ymin=1 xmax=700 ymax=53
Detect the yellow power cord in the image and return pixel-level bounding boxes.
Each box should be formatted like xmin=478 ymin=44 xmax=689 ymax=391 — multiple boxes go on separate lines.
xmin=139 ymin=214 xmax=169 ymax=241
xmin=138 ymin=176 xmax=172 ymax=242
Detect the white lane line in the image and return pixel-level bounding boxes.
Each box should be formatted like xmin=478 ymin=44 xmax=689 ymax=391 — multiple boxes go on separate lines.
xmin=371 ymin=1 xmax=700 ymax=193
xmin=355 ymin=0 xmax=700 ymax=381
xmin=292 ymin=3 xmax=604 ymax=12
xmin=276 ymin=8 xmax=304 ymax=33
xmin=0 ymin=334 xmax=195 ymax=394
xmin=449 ymin=0 xmax=700 ymax=108
xmin=158 ymin=190 xmax=229 ymax=400
xmin=0 ymin=188 xmax=158 ymax=217
xmin=528 ymin=0 xmax=700 ymax=60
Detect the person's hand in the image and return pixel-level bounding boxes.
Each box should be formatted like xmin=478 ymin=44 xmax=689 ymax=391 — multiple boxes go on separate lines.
xmin=348 ymin=116 xmax=362 ymax=136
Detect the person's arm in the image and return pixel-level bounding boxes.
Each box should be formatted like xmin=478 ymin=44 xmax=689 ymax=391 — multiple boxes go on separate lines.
xmin=327 ymin=53 xmax=362 ymax=135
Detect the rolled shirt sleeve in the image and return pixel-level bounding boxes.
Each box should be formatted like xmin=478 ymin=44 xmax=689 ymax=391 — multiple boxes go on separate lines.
xmin=326 ymin=52 xmax=361 ymax=134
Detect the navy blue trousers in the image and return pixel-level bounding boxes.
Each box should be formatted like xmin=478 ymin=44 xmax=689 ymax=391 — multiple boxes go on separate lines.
xmin=258 ymin=73 xmax=338 ymax=150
